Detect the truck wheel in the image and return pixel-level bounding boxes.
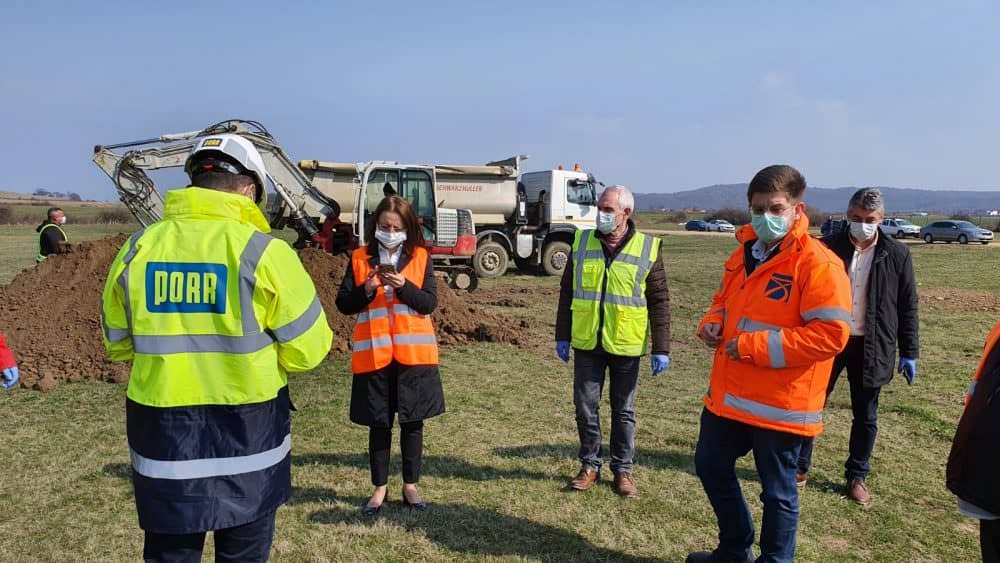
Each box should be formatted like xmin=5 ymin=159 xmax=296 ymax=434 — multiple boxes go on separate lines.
xmin=449 ymin=269 xmax=478 ymax=291
xmin=542 ymin=241 xmax=571 ymax=276
xmin=473 ymin=242 xmax=508 ymax=278
xmin=894 ymin=230 xmax=903 ymax=239
xmin=513 ymin=255 xmax=538 ymax=274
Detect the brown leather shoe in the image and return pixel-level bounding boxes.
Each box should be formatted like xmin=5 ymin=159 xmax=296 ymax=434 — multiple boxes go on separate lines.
xmin=569 ymin=468 xmax=599 ymax=491
xmin=795 ymin=472 xmax=808 ymax=489
xmin=846 ymin=478 xmax=870 ymax=505
xmin=614 ymin=472 xmax=638 ymax=498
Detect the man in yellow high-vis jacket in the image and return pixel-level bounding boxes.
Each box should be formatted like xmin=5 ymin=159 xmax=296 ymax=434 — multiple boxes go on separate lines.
xmin=555 ymin=185 xmax=671 ymax=499
xmin=101 ymin=134 xmax=332 ymax=562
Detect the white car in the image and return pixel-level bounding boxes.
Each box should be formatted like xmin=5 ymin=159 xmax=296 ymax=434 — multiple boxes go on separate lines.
xmin=880 ymin=218 xmax=921 ymax=239
xmin=706 ymin=219 xmax=736 ymax=233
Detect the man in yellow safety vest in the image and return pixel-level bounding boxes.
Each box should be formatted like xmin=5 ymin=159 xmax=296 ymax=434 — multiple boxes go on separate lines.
xmin=101 ymin=133 xmax=332 ymax=562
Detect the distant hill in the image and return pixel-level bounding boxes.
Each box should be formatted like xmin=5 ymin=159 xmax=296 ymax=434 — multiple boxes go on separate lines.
xmin=635 ymin=184 xmax=1000 ymax=214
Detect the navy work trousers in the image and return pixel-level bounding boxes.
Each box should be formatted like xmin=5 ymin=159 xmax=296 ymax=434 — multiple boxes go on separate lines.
xmin=695 ymin=408 xmax=802 ymax=563
xmin=142 ymin=510 xmax=276 ymax=563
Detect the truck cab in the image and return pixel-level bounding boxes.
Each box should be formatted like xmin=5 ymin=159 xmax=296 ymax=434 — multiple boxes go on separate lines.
xmin=520 ymin=169 xmax=597 ymax=228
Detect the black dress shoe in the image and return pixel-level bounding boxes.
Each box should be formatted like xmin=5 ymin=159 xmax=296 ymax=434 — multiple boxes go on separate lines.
xmin=685 ymin=550 xmax=754 ymax=563
xmin=402 ymin=490 xmax=427 ymax=511
xmin=361 ymin=491 xmax=387 ymax=516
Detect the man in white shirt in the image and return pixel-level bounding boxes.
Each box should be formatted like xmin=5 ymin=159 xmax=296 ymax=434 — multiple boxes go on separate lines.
xmin=796 ymin=188 xmax=920 ymax=505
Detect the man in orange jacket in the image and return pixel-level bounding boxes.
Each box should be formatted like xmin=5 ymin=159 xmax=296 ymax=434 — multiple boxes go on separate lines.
xmin=686 ymin=165 xmax=852 ymax=563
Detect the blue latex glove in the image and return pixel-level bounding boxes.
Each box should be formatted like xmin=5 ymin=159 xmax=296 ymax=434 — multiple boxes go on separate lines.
xmin=556 ymin=341 xmax=571 ymax=363
xmin=898 ymin=357 xmax=916 ymax=385
xmin=651 ymin=354 xmax=670 ymax=376
xmin=2 ymin=366 xmax=19 ymax=390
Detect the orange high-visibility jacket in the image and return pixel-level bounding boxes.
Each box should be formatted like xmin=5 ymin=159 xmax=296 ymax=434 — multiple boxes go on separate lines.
xmin=350 ymin=246 xmax=439 ymax=374
xmin=697 ymin=215 xmax=852 ymax=437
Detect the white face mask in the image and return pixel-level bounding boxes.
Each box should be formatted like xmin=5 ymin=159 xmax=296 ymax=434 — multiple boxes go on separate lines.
xmin=58 ymin=216 xmax=67 ymax=225
xmin=850 ymin=221 xmax=878 ymax=241
xmin=596 ymin=210 xmax=617 ymax=234
xmin=374 ymin=228 xmax=407 ymax=249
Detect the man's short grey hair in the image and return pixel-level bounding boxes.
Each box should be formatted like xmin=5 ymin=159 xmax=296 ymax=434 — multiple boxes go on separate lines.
xmin=848 ymin=188 xmax=884 ymax=214
xmin=601 ymin=185 xmax=634 ymax=211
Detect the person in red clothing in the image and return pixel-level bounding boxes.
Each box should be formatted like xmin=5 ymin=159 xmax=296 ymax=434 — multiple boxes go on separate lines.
xmin=0 ymin=333 xmax=20 ymax=389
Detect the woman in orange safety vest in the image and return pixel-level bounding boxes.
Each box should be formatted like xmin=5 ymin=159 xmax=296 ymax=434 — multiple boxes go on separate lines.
xmin=335 ymin=195 xmax=444 ymax=516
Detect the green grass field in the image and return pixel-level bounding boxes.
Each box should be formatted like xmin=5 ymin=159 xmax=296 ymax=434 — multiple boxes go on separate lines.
xmin=1 ymin=224 xmax=998 ymax=561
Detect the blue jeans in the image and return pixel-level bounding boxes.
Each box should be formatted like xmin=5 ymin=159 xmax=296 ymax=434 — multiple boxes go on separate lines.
xmin=797 ymin=336 xmax=881 ymax=480
xmin=573 ymin=348 xmax=639 ymax=474
xmin=695 ymin=409 xmax=801 ymax=563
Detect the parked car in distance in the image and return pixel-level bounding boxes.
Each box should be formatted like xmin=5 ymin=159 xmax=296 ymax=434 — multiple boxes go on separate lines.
xmin=706 ymin=219 xmax=736 ymax=232
xmin=880 ymin=218 xmax=921 ymax=238
xmin=821 ymin=218 xmax=847 ymax=236
xmin=919 ymin=220 xmax=994 ymax=245
xmin=685 ymin=220 xmax=709 ymax=231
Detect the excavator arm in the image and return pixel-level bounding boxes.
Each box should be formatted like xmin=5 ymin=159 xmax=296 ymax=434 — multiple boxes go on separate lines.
xmin=92 ymin=120 xmax=339 ymax=238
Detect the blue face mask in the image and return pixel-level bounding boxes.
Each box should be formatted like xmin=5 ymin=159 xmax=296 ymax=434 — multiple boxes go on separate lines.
xmin=751 ymin=213 xmax=789 ymax=244
xmin=596 ymin=210 xmax=617 ymax=234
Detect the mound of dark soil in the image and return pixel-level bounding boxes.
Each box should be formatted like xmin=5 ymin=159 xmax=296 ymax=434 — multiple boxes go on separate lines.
xmin=0 ymin=238 xmax=531 ymax=390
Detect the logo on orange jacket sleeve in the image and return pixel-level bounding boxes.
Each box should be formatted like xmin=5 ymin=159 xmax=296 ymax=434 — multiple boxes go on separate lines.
xmin=765 ymin=273 xmax=793 ymax=303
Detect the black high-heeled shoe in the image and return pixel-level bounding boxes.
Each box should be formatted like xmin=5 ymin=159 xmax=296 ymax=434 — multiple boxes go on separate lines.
xmin=401 ymin=489 xmax=427 ymax=511
xmin=361 ymin=491 xmax=388 ymax=516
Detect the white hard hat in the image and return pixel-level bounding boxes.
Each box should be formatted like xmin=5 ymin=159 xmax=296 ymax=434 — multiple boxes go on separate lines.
xmin=185 ymin=134 xmax=269 ymax=205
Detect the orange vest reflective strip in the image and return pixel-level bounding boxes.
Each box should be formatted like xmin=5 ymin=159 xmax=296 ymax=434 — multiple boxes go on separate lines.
xmin=350 ymin=247 xmax=439 ymax=373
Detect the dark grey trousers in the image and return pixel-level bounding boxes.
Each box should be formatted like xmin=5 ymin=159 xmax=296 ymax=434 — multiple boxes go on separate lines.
xmin=573 ymin=348 xmax=640 ymax=474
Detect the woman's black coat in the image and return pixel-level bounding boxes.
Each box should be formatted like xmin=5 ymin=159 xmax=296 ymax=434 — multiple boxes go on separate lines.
xmin=335 ymin=245 xmax=444 ymax=427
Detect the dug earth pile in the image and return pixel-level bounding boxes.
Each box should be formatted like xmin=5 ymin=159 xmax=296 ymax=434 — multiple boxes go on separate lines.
xmin=0 ymin=237 xmax=531 ymax=390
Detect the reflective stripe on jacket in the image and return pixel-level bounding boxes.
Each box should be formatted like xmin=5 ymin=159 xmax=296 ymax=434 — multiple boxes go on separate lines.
xmin=350 ymin=245 xmax=439 ymax=373
xmin=570 ymin=229 xmax=660 ymax=357
xmin=697 ymin=215 xmax=851 ymax=437
xmin=100 ymin=187 xmax=333 ymax=533
xmin=36 ymin=223 xmax=67 ymax=261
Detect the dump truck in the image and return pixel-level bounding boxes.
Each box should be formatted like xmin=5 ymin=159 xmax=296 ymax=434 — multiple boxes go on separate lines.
xmin=436 ymin=159 xmax=599 ymax=277
xmin=92 ymin=119 xmax=480 ymax=290
xmin=301 ymin=157 xmax=600 ymax=278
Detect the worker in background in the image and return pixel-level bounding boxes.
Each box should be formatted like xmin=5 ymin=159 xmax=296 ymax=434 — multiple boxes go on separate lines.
xmin=687 ymin=165 xmax=851 ymax=563
xmin=36 ymin=206 xmax=68 ymax=261
xmin=101 ymin=134 xmax=333 ymax=562
xmin=0 ymin=332 xmax=19 ymax=390
xmin=336 ymin=195 xmax=444 ymax=516
xmin=947 ymin=320 xmax=1000 ymax=563
xmin=796 ymin=188 xmax=919 ymax=505
xmin=555 ymin=184 xmax=671 ymax=498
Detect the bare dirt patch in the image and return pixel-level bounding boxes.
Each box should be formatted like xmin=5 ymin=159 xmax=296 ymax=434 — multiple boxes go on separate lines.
xmin=0 ymin=234 xmax=133 ymax=390
xmin=919 ymin=287 xmax=1000 ymax=313
xmin=0 ymin=238 xmax=534 ymax=389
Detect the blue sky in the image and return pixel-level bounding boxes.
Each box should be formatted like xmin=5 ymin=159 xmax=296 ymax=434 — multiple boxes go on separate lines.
xmin=1 ymin=1 xmax=997 ymax=200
